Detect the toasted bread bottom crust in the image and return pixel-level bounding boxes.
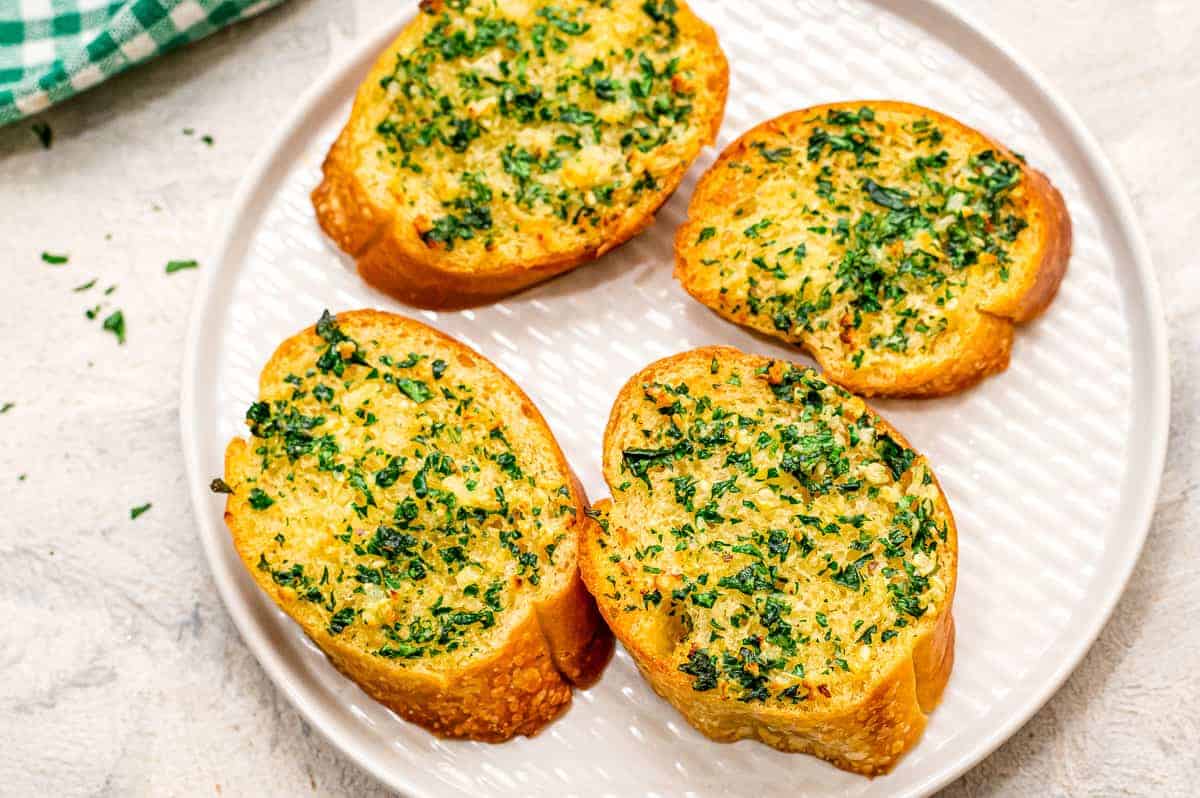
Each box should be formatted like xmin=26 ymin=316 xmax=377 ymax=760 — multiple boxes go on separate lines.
xmin=224 ymin=310 xmax=613 ymax=741
xmin=228 ymin=475 xmax=614 ymax=741
xmin=617 ymin=607 xmax=955 ymax=775
xmin=313 ymin=4 xmax=729 ymax=310
xmin=313 ymin=135 xmax=663 ymax=310
xmin=316 ymin=537 xmax=615 ymax=741
xmin=674 ymin=101 xmax=1073 ymax=398
xmin=581 ymin=346 xmax=958 ymax=775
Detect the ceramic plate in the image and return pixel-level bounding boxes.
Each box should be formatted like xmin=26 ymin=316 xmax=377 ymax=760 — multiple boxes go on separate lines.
xmin=181 ymin=1 xmax=1169 ymax=795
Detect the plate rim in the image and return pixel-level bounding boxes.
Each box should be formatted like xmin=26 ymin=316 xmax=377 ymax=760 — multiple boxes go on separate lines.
xmin=179 ymin=2 xmax=1170 ymax=795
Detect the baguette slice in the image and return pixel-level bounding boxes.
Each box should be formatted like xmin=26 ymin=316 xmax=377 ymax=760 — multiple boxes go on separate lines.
xmin=223 ymin=309 xmax=612 ymax=740
xmin=581 ymin=347 xmax=957 ymax=774
xmin=314 ymin=0 xmax=728 ymax=309
xmin=675 ymin=101 xmax=1071 ymax=397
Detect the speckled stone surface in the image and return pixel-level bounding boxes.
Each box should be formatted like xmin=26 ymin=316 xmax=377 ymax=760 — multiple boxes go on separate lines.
xmin=0 ymin=1 xmax=1195 ymax=795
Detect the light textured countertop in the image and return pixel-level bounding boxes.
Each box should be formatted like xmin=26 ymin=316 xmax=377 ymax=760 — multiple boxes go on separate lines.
xmin=0 ymin=1 xmax=1195 ymax=795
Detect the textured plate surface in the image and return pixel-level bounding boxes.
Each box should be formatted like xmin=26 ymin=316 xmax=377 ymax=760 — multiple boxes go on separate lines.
xmin=180 ymin=1 xmax=1168 ymax=795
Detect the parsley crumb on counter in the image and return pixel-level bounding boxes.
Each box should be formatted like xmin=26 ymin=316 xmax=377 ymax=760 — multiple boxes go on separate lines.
xmin=101 ymin=310 xmax=126 ymax=344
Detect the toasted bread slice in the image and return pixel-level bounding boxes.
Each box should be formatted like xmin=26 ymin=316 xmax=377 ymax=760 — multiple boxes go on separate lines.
xmin=222 ymin=309 xmax=612 ymax=741
xmin=314 ymin=0 xmax=728 ymax=309
xmin=674 ymin=101 xmax=1071 ymax=396
xmin=580 ymin=347 xmax=957 ymax=774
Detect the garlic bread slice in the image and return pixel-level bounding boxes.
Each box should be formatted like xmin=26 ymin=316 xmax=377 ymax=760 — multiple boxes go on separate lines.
xmin=314 ymin=0 xmax=728 ymax=308
xmin=223 ymin=309 xmax=612 ymax=741
xmin=582 ymin=346 xmax=957 ymax=774
xmin=675 ymin=101 xmax=1071 ymax=396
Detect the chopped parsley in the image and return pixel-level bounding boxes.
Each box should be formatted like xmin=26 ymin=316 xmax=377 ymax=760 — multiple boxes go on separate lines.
xmin=396 ymin=378 xmax=433 ymax=403
xmin=372 ymin=0 xmax=705 ymax=249
xmin=327 ymin=607 xmax=357 ymax=635
xmin=686 ymin=104 xmax=1033 ymax=368
xmin=601 ymin=356 xmax=950 ymax=704
xmin=101 ymin=310 xmax=126 ymax=344
xmin=678 ymin=649 xmax=719 ymax=691
xmin=231 ymin=310 xmax=574 ymax=661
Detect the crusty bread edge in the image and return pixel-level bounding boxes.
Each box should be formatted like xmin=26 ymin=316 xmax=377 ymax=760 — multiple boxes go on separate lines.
xmin=223 ymin=309 xmax=613 ymax=741
xmin=673 ymin=100 xmax=1073 ymax=397
xmin=313 ymin=2 xmax=730 ymax=310
xmin=580 ymin=346 xmax=958 ymax=775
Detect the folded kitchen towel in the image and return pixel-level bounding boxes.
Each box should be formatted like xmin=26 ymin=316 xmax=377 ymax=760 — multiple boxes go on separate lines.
xmin=0 ymin=0 xmax=284 ymax=126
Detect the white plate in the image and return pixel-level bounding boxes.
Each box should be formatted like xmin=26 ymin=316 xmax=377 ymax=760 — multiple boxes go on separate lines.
xmin=180 ymin=1 xmax=1169 ymax=795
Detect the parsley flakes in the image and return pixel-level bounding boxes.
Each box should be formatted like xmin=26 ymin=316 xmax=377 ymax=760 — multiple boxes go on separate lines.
xmin=101 ymin=310 xmax=126 ymax=345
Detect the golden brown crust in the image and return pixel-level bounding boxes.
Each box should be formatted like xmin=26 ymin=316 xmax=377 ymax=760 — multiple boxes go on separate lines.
xmin=223 ymin=309 xmax=611 ymax=741
xmin=313 ymin=2 xmax=729 ymax=310
xmin=996 ymin=164 xmax=1072 ymax=323
xmin=674 ymin=101 xmax=1072 ymax=398
xmin=581 ymin=346 xmax=958 ymax=775
xmin=822 ymin=311 xmax=1014 ymax=399
xmin=536 ymin=473 xmax=617 ymax=687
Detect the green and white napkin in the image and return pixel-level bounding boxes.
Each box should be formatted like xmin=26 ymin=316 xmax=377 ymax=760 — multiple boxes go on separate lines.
xmin=0 ymin=0 xmax=283 ymax=126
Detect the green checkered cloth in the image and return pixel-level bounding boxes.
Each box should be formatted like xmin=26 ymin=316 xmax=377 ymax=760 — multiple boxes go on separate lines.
xmin=0 ymin=0 xmax=283 ymax=125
